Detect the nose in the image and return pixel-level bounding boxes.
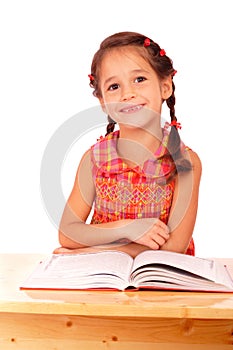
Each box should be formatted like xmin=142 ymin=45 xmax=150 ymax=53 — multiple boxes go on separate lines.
xmin=121 ymin=85 xmax=136 ymax=102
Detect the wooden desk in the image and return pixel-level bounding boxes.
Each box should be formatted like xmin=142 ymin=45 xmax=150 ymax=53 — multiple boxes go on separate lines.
xmin=0 ymin=254 xmax=233 ymax=349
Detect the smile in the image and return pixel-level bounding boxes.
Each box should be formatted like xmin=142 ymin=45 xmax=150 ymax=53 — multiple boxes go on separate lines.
xmin=119 ymin=104 xmax=144 ymax=114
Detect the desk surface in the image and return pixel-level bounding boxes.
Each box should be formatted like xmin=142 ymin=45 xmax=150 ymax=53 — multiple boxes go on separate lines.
xmin=1 ymin=253 xmax=233 ymax=319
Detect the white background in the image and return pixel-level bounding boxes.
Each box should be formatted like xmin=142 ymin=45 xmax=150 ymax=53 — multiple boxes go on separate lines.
xmin=1 ymin=0 xmax=232 ymax=257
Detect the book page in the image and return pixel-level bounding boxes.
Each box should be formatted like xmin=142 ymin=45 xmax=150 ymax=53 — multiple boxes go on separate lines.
xmin=132 ymin=250 xmax=233 ymax=287
xmin=20 ymin=251 xmax=133 ymax=290
xmin=131 ymin=265 xmax=233 ymax=291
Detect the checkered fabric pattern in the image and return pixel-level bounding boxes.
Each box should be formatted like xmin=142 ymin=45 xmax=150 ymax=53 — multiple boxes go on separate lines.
xmin=90 ymin=130 xmax=195 ymax=256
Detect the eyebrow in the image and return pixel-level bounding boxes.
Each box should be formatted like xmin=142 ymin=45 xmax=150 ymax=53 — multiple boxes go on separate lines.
xmin=103 ymin=69 xmax=150 ymax=87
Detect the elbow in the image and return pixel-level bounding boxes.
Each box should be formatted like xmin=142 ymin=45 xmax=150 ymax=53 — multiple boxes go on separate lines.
xmin=58 ymin=230 xmax=69 ymax=247
xmin=58 ymin=230 xmax=71 ymax=248
xmin=58 ymin=230 xmax=87 ymax=249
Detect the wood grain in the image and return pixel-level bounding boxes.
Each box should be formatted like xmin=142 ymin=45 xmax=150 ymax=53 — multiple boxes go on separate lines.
xmin=0 ymin=254 xmax=233 ymax=349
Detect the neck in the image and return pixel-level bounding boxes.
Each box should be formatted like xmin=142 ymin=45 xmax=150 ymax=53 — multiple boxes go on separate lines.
xmin=117 ymin=126 xmax=163 ymax=167
xmin=119 ymin=124 xmax=163 ymax=151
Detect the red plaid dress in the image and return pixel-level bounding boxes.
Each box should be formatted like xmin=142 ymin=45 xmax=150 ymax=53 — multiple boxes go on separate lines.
xmin=90 ymin=130 xmax=195 ymax=255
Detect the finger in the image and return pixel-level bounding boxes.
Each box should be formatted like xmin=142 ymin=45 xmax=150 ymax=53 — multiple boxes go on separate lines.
xmin=147 ymin=241 xmax=160 ymax=250
xmin=152 ymin=234 xmax=166 ymax=247
xmin=135 ymin=237 xmax=160 ymax=250
xmin=151 ymin=226 xmax=169 ymax=241
xmin=154 ymin=220 xmax=170 ymax=234
xmin=157 ymin=229 xmax=170 ymax=240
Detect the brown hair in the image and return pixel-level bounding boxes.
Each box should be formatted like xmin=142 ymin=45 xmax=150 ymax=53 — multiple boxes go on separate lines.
xmin=89 ymin=31 xmax=192 ymax=172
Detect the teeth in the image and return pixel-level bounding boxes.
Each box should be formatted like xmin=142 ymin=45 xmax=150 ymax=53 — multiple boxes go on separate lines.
xmin=122 ymin=105 xmax=142 ymax=113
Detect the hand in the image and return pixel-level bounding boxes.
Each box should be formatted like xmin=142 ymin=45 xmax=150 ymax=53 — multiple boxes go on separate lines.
xmin=134 ymin=219 xmax=170 ymax=250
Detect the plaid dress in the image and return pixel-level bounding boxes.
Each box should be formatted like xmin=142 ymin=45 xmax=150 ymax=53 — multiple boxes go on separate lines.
xmin=90 ymin=129 xmax=195 ymax=255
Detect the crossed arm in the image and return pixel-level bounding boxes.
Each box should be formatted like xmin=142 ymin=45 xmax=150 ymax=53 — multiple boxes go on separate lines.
xmin=54 ymin=149 xmax=202 ymax=257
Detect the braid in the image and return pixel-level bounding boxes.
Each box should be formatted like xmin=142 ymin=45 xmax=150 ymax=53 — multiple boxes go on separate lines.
xmin=167 ymin=82 xmax=176 ymax=120
xmin=166 ymin=82 xmax=192 ymax=172
xmin=88 ymin=32 xmax=193 ymax=172
xmin=105 ymin=115 xmax=116 ymax=136
xmin=166 ymin=82 xmax=180 ymax=156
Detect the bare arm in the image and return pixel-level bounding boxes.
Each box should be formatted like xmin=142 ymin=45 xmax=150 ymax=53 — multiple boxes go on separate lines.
xmin=160 ymin=150 xmax=202 ymax=253
xmin=58 ymin=150 xmax=169 ymax=250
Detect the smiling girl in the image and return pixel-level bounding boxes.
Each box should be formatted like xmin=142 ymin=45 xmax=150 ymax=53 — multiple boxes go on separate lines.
xmin=54 ymin=31 xmax=202 ymax=257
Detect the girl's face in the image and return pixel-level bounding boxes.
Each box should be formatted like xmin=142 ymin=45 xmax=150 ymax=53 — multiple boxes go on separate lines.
xmin=98 ymin=47 xmax=172 ymax=127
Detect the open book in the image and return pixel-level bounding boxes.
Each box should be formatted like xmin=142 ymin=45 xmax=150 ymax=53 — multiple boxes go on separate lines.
xmin=20 ymin=250 xmax=233 ymax=292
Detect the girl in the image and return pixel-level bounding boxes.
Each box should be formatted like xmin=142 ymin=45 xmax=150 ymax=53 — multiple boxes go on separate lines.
xmin=54 ymin=31 xmax=202 ymax=258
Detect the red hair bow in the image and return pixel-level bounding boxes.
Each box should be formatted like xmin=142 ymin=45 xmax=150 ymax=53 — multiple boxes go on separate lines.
xmin=144 ymin=38 xmax=150 ymax=47
xmin=169 ymin=120 xmax=182 ymax=129
xmin=88 ymin=74 xmax=94 ymax=82
xmin=159 ymin=49 xmax=166 ymax=56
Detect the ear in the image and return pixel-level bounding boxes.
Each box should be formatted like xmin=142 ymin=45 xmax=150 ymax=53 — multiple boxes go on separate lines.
xmin=161 ymin=77 xmax=173 ymax=100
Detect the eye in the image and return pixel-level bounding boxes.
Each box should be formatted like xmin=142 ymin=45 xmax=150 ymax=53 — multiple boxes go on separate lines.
xmin=108 ymin=83 xmax=119 ymax=91
xmin=135 ymin=76 xmax=147 ymax=83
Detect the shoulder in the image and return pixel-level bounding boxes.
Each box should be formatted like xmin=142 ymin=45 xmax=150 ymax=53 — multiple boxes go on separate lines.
xmin=74 ymin=149 xmax=92 ymax=179
xmin=179 ymin=138 xmax=202 ymax=175
xmin=90 ymin=131 xmax=119 ymax=167
xmin=180 ymin=139 xmax=202 ymax=171
xmin=185 ymin=149 xmax=202 ymax=179
xmin=91 ymin=130 xmax=119 ymax=149
xmin=187 ymin=149 xmax=202 ymax=168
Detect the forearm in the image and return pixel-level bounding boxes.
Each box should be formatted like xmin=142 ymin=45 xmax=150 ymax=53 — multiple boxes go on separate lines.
xmin=59 ymin=219 xmax=132 ymax=248
xmin=159 ymin=227 xmax=194 ymax=254
xmin=159 ymin=236 xmax=189 ymax=253
xmin=59 ymin=217 xmax=156 ymax=248
xmin=56 ymin=242 xmax=151 ymax=258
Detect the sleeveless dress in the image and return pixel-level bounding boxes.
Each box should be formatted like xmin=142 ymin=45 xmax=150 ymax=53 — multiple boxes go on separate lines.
xmin=90 ymin=129 xmax=195 ymax=256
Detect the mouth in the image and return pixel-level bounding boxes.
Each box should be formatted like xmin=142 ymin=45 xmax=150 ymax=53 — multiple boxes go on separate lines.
xmin=119 ymin=104 xmax=145 ymax=114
